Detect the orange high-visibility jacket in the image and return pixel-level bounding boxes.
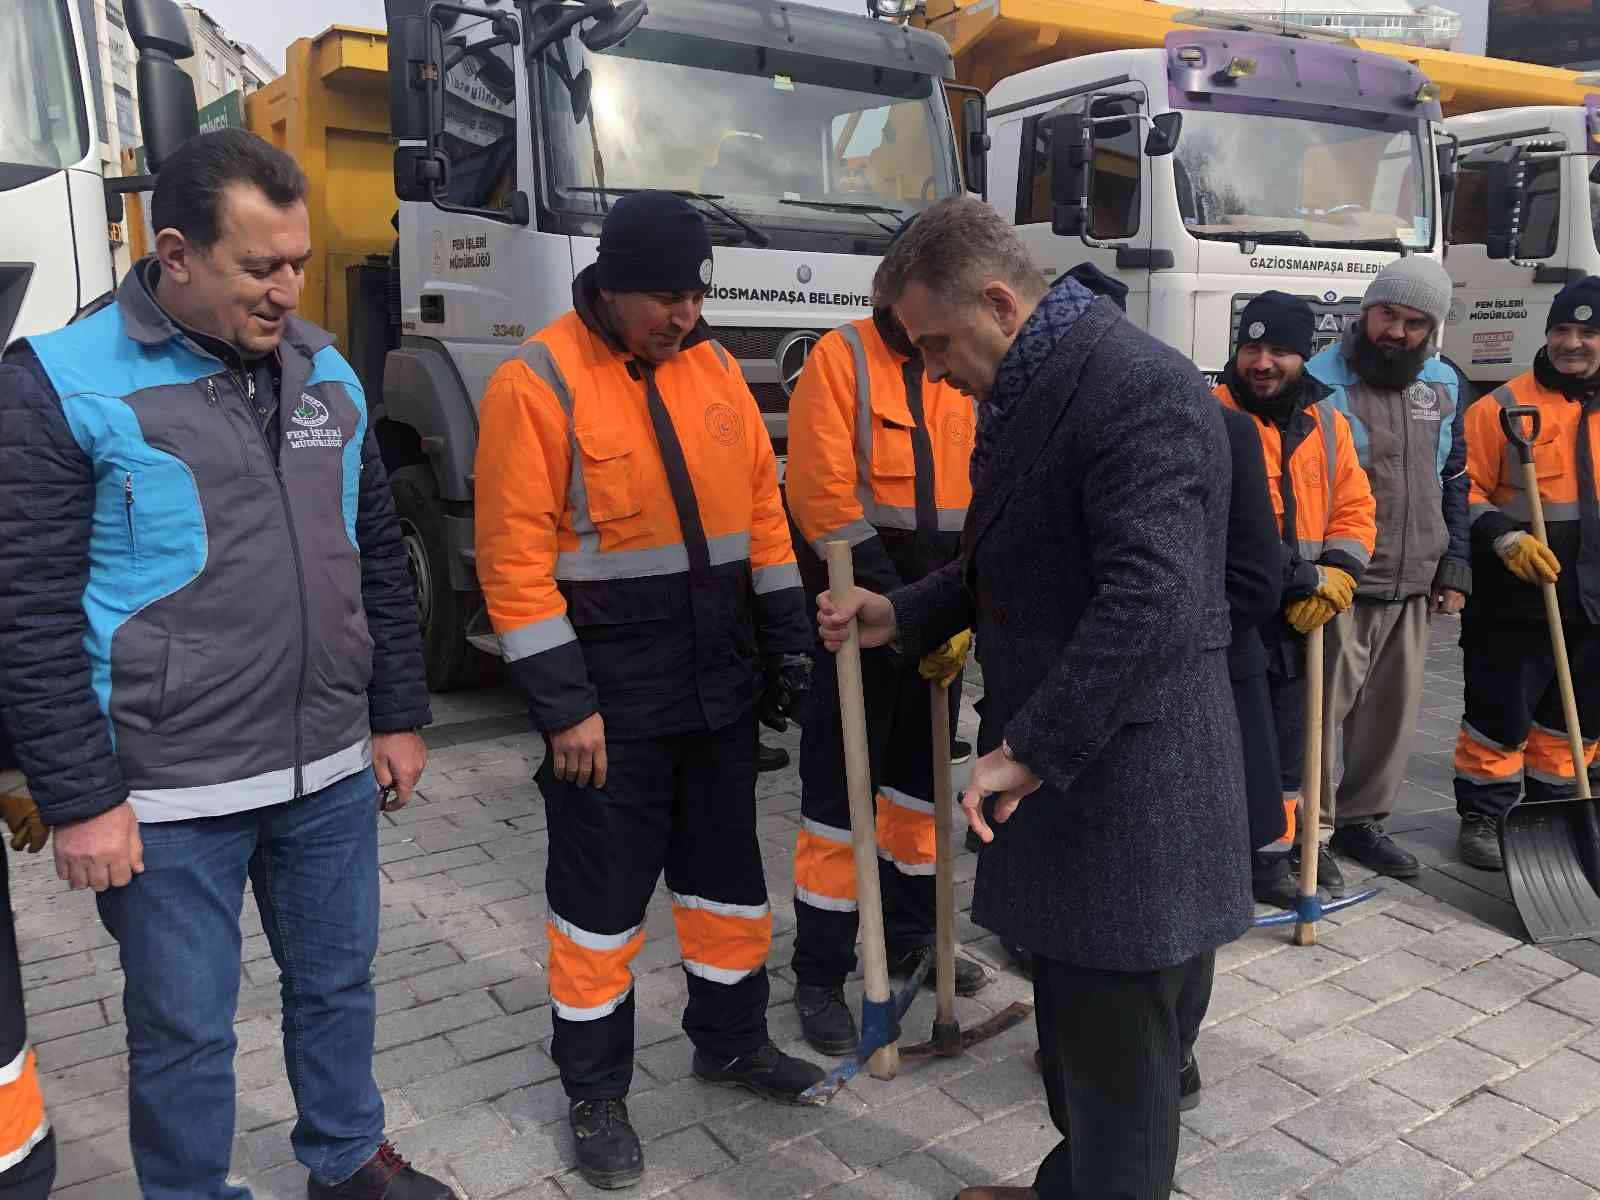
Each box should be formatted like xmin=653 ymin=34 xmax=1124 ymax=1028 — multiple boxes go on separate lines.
xmin=1465 ymin=370 xmax=1600 ymax=623
xmin=1215 ymin=379 xmax=1377 ymax=599
xmin=1 ymin=773 xmax=48 ymax=1177
xmin=474 ymin=275 xmax=811 ymax=737
xmin=786 ymin=317 xmax=975 ymax=597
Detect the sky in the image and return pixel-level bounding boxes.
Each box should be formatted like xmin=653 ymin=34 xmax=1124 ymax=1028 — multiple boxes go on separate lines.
xmin=206 ymin=0 xmax=1489 ymax=71
xmin=204 ymin=0 xmax=866 ymax=70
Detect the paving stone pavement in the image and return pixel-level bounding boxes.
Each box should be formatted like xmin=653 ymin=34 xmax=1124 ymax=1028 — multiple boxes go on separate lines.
xmin=12 ymin=626 xmax=1600 ymax=1198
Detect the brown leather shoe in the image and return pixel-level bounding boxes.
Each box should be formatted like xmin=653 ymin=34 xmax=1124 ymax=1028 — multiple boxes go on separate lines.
xmin=954 ymin=1189 xmax=1038 ymax=1199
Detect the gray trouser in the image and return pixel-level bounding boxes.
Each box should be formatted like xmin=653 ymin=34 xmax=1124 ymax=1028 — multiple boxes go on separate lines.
xmin=1320 ymin=596 xmax=1431 ymax=829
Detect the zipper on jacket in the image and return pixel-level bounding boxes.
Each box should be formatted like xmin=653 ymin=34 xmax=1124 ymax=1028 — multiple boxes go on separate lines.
xmin=1396 ymin=394 xmax=1411 ymax=602
xmin=123 ymin=473 xmax=137 ymax=563
xmin=206 ymin=378 xmax=255 ymax=475
xmin=230 ymin=369 xmax=311 ymax=797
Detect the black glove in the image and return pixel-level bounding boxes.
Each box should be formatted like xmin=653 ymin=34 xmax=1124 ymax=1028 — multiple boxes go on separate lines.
xmin=759 ymin=654 xmax=812 ymax=733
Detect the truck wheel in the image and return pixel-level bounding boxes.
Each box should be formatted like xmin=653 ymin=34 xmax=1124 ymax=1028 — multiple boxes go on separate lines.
xmin=390 ymin=465 xmax=499 ymax=691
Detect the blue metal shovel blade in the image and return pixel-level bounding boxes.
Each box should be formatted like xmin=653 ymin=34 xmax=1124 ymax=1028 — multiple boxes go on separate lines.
xmin=798 ymin=953 xmax=932 ymax=1106
xmin=1253 ymin=885 xmax=1382 ymax=928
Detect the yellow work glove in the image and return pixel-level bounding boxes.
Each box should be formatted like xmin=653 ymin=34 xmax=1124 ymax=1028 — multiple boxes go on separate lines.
xmin=919 ymin=629 xmax=973 ymax=688
xmin=1495 ymin=531 xmax=1562 ymax=586
xmin=1284 ymin=596 xmax=1338 ymax=635
xmin=1313 ymin=565 xmax=1357 ymax=613
xmin=0 ymin=771 xmax=48 ymax=854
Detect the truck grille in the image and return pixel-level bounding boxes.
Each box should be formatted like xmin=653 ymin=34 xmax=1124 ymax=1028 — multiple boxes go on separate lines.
xmin=714 ymin=326 xmax=790 ymax=361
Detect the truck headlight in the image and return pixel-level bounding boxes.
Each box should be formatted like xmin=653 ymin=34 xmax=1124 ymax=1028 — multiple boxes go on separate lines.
xmin=1224 ymin=56 xmax=1258 ymax=78
xmin=1413 ymin=82 xmax=1442 ymax=103
xmin=867 ymin=0 xmax=917 ymax=16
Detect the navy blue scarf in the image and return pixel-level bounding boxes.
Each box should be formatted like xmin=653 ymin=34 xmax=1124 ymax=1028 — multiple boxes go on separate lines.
xmin=969 ymin=277 xmax=1096 ymax=489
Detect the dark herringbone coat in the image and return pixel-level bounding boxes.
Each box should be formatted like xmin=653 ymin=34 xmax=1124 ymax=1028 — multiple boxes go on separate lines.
xmin=892 ymin=299 xmax=1253 ymax=971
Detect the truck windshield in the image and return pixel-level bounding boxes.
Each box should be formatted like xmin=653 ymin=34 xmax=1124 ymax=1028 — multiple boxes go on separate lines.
xmin=0 ymin=0 xmax=88 ymax=172
xmin=1174 ymin=110 xmax=1433 ymax=251
xmin=534 ymin=23 xmax=957 ymax=240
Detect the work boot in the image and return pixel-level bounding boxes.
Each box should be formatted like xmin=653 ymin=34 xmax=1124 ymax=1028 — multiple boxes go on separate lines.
xmin=1252 ymin=853 xmax=1328 ymax=911
xmin=568 ymin=1099 xmax=643 ymax=1191
xmin=795 ymin=984 xmax=857 ymax=1056
xmin=1330 ymin=821 xmax=1420 ymax=879
xmin=1459 ymin=813 xmax=1504 ymax=870
xmin=1289 ymin=843 xmax=1345 ymax=897
xmin=757 ymin=741 xmax=790 ymax=773
xmin=951 ymin=738 xmax=973 ymax=765
xmin=887 ymin=945 xmax=992 ymax=997
xmin=693 ymin=1040 xmax=824 ymax=1103
xmin=1179 ymin=1055 xmax=1203 ymax=1112
xmin=306 ymin=1142 xmax=455 ymax=1199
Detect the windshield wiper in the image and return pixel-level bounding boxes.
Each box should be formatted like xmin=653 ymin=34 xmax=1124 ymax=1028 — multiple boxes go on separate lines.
xmin=566 ymin=186 xmax=772 ymax=248
xmin=1192 ymin=229 xmax=1315 ymax=247
xmin=779 ymin=197 xmax=902 ymax=236
xmin=1315 ymin=237 xmax=1411 ymax=254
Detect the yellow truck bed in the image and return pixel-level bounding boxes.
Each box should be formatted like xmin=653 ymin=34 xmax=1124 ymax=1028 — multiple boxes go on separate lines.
xmin=925 ymin=0 xmax=1594 ymax=114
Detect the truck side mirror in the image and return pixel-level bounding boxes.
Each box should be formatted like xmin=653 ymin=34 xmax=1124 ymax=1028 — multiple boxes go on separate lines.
xmin=1144 ymin=112 xmax=1181 ymax=157
xmin=962 ymin=96 xmax=990 ymax=198
xmin=1049 ymin=113 xmax=1089 ymax=237
xmin=388 ymin=14 xmax=435 ymax=145
xmin=123 ymin=0 xmax=199 ymax=172
xmin=1485 ymin=157 xmax=1526 ymax=261
xmin=581 ymin=1 xmax=646 ymax=52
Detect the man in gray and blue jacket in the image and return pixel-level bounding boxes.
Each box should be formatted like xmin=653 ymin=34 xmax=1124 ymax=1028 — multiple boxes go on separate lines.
xmin=0 ymin=131 xmax=450 ymax=1200
xmin=1307 ymin=256 xmax=1472 ymax=882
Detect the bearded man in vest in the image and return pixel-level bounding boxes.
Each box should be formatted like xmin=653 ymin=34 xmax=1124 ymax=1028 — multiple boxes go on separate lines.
xmin=1306 ymin=259 xmax=1472 ymax=875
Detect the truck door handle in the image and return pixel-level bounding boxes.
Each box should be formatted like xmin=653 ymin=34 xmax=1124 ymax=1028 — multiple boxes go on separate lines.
xmin=420 ymin=294 xmax=445 ymax=324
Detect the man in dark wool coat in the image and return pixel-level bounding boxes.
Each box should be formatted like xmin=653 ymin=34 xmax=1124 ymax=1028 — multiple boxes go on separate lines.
xmin=819 ymin=198 xmax=1253 ymax=1200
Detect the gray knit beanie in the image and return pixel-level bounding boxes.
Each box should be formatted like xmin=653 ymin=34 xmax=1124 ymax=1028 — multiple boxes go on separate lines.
xmin=1362 ymin=257 xmax=1452 ymax=328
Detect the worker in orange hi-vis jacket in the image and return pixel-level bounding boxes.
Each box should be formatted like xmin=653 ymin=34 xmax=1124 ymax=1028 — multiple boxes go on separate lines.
xmin=1453 ymin=277 xmax=1600 ymax=871
xmin=473 ymin=192 xmax=823 ymax=1191
xmin=784 ymin=282 xmax=991 ymax=1059
xmin=1 ymin=721 xmax=55 ymax=1200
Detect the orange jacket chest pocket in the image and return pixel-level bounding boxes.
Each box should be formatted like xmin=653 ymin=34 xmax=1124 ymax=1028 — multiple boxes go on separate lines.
xmin=1530 ymin=433 xmax=1567 ymax=483
xmin=869 ymin=392 xmax=917 ymax=485
xmin=574 ymin=425 xmax=641 ymax=522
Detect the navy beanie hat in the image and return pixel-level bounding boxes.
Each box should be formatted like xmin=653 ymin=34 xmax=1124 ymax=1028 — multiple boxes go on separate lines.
xmin=596 ymin=191 xmax=714 ymax=295
xmin=1548 ymin=276 xmax=1600 ymax=332
xmin=1237 ymin=291 xmax=1315 ymax=360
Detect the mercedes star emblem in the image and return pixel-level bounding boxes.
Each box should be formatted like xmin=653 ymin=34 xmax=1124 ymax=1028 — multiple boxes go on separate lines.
xmin=776 ymin=330 xmax=821 ymax=397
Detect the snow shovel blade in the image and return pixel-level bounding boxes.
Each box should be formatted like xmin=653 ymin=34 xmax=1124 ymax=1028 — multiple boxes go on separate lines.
xmin=1502 ymin=798 xmax=1600 ymax=944
xmin=798 ymin=954 xmax=931 ymax=1106
xmin=901 ymin=1001 xmax=1034 ymax=1060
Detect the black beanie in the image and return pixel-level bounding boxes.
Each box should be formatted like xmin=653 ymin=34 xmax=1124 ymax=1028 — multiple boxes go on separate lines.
xmin=595 ymin=191 xmax=714 ymax=295
xmin=1548 ymin=276 xmax=1600 ymax=332
xmin=1055 ymin=262 xmax=1128 ymax=312
xmin=1236 ymin=291 xmax=1315 ymax=360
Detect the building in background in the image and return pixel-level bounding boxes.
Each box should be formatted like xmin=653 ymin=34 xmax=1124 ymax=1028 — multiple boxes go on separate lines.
xmin=75 ymin=0 xmax=141 ymax=274
xmin=1486 ymin=0 xmax=1600 ymax=66
xmin=1197 ymin=0 xmax=1464 ymax=48
xmin=178 ymin=4 xmax=280 ymax=111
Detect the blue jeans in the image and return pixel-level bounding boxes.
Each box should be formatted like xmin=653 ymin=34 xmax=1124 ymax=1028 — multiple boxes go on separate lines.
xmin=97 ymin=768 xmax=384 ymax=1199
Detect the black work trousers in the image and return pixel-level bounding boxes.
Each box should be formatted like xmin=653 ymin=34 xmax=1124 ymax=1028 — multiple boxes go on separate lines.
xmin=1455 ymin=621 xmax=1600 ymax=821
xmin=0 ymin=1134 xmax=54 ymax=1200
xmin=542 ymin=711 xmax=772 ymax=1099
xmin=1032 ymin=951 xmax=1214 ymax=1200
xmin=791 ymin=648 xmax=956 ymax=986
